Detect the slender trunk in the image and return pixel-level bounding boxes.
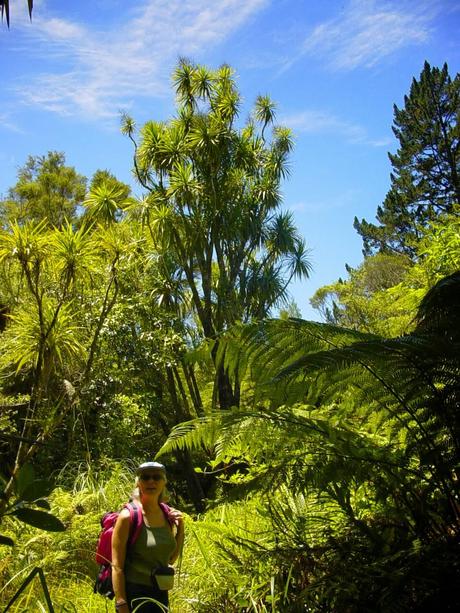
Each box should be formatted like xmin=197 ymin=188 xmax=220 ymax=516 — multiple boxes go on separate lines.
xmin=172 ymin=365 xmax=191 ymax=417
xmin=210 ymin=341 xmax=237 ymax=409
xmin=165 ymin=366 xmax=205 ymax=511
xmin=173 ymin=232 xmax=214 ymax=338
xmin=217 ymin=366 xmax=236 ymax=409
xmin=233 ymin=373 xmax=240 ymax=407
xmin=81 ymin=262 xmax=119 ymax=385
xmin=181 ymin=361 xmax=203 ymax=416
xmin=174 ymin=448 xmax=205 ymax=513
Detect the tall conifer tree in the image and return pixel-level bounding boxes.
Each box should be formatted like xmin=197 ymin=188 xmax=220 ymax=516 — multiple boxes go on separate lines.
xmin=354 ymin=62 xmax=460 ymax=257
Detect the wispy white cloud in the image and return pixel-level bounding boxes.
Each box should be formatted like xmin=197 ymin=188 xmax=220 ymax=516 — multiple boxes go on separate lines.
xmin=288 ymin=187 xmax=363 ymax=214
xmin=281 ymin=109 xmax=391 ymax=147
xmin=10 ymin=0 xmax=268 ymax=120
xmin=0 ymin=113 xmax=24 ymax=134
xmin=282 ymin=0 xmax=436 ymax=73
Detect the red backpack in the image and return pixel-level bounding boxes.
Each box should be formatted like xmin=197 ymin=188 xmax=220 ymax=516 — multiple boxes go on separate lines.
xmin=94 ymin=501 xmax=174 ymax=599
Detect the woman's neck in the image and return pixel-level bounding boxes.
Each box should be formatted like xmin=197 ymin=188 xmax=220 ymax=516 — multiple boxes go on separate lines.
xmin=140 ymin=496 xmax=161 ymax=513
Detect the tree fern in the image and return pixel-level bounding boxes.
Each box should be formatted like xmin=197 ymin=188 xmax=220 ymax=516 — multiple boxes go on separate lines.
xmin=155 ymin=274 xmax=460 ymax=609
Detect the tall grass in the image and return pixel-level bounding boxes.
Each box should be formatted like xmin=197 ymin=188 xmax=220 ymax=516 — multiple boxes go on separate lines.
xmin=0 ymin=460 xmax=290 ymax=612
xmin=0 ymin=462 xmax=133 ymax=611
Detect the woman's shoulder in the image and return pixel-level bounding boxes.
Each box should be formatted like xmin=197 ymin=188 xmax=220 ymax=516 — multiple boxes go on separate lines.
xmin=116 ymin=507 xmax=132 ymax=522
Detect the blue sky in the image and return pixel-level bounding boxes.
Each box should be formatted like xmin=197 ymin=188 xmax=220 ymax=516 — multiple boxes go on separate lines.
xmin=1 ymin=0 xmax=459 ymax=319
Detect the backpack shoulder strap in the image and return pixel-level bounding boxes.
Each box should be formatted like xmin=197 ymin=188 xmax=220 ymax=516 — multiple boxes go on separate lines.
xmin=159 ymin=501 xmax=176 ymax=527
xmin=125 ymin=501 xmax=143 ymax=545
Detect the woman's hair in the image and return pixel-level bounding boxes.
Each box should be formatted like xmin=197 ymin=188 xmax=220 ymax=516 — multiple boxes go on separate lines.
xmin=132 ymin=477 xmax=169 ymax=503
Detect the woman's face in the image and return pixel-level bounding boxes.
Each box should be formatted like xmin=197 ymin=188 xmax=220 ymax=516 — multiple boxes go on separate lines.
xmin=138 ymin=470 xmax=166 ymax=497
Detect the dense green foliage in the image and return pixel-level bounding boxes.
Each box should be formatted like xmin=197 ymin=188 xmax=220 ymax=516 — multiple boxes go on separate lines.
xmin=160 ymin=272 xmax=460 ymax=610
xmin=354 ymin=62 xmax=459 ymax=257
xmin=311 ymin=209 xmax=460 ymax=335
xmin=1 ymin=60 xmax=459 ymax=612
xmin=122 ymin=59 xmax=311 ymax=409
xmin=0 ymin=152 xmax=87 ymax=229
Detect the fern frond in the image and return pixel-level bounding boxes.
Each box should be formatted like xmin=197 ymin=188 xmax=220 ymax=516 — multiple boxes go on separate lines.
xmin=156 ymin=412 xmax=221 ymax=456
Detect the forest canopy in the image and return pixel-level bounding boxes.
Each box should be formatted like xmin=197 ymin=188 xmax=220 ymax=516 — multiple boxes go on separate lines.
xmin=0 ymin=60 xmax=459 ymax=612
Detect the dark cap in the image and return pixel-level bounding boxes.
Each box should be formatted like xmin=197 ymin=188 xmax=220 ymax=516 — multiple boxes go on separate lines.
xmin=136 ymin=461 xmax=166 ymax=475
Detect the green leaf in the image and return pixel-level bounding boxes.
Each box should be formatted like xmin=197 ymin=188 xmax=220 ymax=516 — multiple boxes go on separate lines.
xmin=13 ymin=508 xmax=65 ymax=532
xmin=20 ymin=479 xmax=53 ymax=502
xmin=34 ymin=498 xmax=51 ymax=510
xmin=15 ymin=464 xmax=35 ymax=497
xmin=0 ymin=534 xmax=15 ymax=547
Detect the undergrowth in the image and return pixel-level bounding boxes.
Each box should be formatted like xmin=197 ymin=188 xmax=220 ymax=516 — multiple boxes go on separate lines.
xmin=0 ymin=462 xmax=300 ymax=612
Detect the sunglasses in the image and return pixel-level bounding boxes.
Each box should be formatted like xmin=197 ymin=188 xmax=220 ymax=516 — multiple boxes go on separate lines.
xmin=139 ymin=473 xmax=164 ymax=482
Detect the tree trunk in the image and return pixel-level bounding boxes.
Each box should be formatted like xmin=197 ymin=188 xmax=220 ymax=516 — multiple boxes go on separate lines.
xmin=165 ymin=366 xmax=205 ymax=511
xmin=210 ymin=341 xmax=237 ymax=409
xmin=181 ymin=362 xmax=204 ymax=416
xmin=174 ymin=448 xmax=205 ymax=513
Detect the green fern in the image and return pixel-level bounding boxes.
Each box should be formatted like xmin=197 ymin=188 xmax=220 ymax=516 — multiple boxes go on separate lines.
xmin=157 ymin=273 xmax=460 ymax=610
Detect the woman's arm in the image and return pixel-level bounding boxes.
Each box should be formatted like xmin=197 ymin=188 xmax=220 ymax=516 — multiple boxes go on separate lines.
xmin=168 ymin=509 xmax=184 ymax=565
xmin=112 ymin=509 xmax=131 ymax=611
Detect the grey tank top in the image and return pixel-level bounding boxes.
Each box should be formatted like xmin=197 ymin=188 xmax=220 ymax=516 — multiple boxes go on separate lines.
xmin=125 ymin=522 xmax=176 ymax=586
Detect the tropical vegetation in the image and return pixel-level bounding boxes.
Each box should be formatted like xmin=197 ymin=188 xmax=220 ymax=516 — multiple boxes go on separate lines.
xmin=0 ymin=60 xmax=458 ymax=612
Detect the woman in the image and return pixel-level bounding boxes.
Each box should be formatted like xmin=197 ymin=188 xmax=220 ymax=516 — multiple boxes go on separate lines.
xmin=112 ymin=462 xmax=184 ymax=612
